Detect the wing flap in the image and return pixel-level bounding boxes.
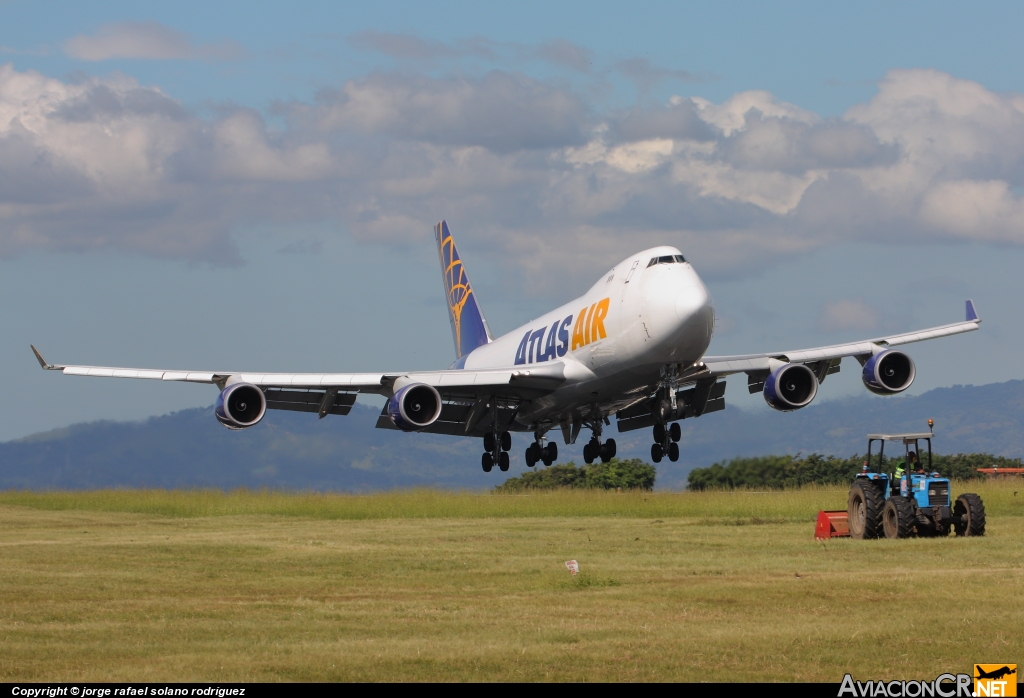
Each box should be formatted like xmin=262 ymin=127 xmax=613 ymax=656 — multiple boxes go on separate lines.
xmin=375 ymin=400 xmax=518 ymax=436
xmin=264 ymin=388 xmax=357 ymax=416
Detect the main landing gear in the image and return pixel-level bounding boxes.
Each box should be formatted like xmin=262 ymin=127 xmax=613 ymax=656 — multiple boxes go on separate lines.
xmin=481 ymin=430 xmax=511 ymax=473
xmin=650 ymin=422 xmax=680 ymax=463
xmin=525 ymin=434 xmax=558 ymax=468
xmin=581 ymin=421 xmax=616 ymax=464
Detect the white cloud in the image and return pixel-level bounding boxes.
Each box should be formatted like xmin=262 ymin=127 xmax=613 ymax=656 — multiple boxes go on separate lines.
xmin=819 ymin=300 xmax=880 ymax=332
xmin=689 ymin=91 xmax=817 ymax=137
xmin=309 ymin=71 xmax=588 ymax=152
xmin=0 ymin=64 xmax=327 ymax=262
xmin=532 ymin=39 xmax=593 ymax=73
xmin=2 ymin=63 xmax=1024 ymax=292
xmin=64 ymin=22 xmax=244 ymax=61
xmin=919 ymin=179 xmax=1024 ymax=242
xmin=210 ymin=111 xmax=333 ymax=182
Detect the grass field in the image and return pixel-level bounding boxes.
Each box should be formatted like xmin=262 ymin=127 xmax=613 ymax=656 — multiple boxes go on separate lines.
xmin=1 ymin=482 xmax=1022 ymax=682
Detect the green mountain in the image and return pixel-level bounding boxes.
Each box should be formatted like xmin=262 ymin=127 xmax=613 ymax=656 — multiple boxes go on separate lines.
xmin=2 ymin=380 xmax=1022 ymax=491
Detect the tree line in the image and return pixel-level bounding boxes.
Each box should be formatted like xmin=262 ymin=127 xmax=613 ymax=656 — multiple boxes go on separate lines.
xmin=496 ymin=458 xmax=656 ymax=492
xmin=686 ymin=452 xmax=1022 ymax=490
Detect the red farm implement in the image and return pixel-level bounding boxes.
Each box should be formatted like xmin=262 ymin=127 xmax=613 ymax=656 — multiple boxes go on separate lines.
xmin=815 ymin=510 xmax=850 ymax=539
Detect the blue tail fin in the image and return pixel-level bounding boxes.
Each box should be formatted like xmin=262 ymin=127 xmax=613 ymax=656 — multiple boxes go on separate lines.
xmin=435 ymin=220 xmax=492 ymax=361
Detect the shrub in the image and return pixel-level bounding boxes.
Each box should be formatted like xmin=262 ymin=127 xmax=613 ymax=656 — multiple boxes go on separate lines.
xmin=496 ymin=458 xmax=656 ymax=492
xmin=686 ymin=452 xmax=1022 ymax=490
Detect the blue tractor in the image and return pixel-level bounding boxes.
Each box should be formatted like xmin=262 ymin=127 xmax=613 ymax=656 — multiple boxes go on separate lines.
xmin=846 ymin=421 xmax=986 ymax=539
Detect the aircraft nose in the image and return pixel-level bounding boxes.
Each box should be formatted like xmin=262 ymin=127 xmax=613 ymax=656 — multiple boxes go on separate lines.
xmin=675 ymin=284 xmax=710 ymax=321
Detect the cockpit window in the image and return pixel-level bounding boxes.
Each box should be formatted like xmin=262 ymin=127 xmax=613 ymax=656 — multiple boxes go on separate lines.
xmin=647 ymin=254 xmax=687 ymax=267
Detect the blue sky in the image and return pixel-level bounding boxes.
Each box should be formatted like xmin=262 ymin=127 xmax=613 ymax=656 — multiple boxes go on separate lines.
xmin=1 ymin=1 xmax=1023 ymax=440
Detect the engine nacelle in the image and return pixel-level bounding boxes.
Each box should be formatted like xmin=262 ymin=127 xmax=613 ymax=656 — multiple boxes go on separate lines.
xmin=215 ymin=382 xmax=267 ymax=430
xmin=862 ymin=349 xmax=916 ymax=395
xmin=763 ymin=363 xmax=818 ymax=411
xmin=387 ymin=383 xmax=443 ymax=432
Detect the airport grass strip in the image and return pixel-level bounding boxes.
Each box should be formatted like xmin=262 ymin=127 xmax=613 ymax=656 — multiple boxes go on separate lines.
xmin=1 ymin=504 xmax=1022 ymax=681
xmin=0 ymin=479 xmax=1021 ymax=520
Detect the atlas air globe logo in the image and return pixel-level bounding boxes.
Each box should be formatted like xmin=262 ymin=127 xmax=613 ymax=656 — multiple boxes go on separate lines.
xmin=514 ymin=298 xmax=610 ymax=365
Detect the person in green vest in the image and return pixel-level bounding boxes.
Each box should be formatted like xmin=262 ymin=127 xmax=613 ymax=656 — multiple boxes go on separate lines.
xmin=893 ymin=451 xmax=920 ymax=479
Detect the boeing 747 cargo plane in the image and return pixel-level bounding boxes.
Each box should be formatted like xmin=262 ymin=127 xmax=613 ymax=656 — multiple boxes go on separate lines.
xmin=32 ymin=221 xmax=981 ymax=472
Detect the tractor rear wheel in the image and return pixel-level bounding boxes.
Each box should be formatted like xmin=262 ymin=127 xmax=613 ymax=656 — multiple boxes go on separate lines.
xmin=847 ymin=480 xmax=883 ymax=539
xmin=953 ymin=493 xmax=986 ymax=536
xmin=883 ymin=496 xmax=916 ymax=539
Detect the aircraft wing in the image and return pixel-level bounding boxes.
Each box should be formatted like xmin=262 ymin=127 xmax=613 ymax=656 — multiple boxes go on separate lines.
xmin=701 ymin=300 xmax=981 ymax=378
xmin=30 ymin=345 xmax=565 ymax=423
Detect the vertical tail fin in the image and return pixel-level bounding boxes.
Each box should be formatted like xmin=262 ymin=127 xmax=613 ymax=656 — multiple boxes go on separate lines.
xmin=435 ymin=220 xmax=493 ymax=360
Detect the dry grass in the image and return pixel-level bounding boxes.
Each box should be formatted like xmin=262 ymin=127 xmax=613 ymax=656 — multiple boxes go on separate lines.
xmin=0 ymin=480 xmax=1022 ymax=682
xmin=1 ymin=478 xmax=1020 ymax=521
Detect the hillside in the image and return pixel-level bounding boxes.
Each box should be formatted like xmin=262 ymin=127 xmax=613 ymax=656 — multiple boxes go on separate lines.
xmin=2 ymin=379 xmax=1022 ymax=491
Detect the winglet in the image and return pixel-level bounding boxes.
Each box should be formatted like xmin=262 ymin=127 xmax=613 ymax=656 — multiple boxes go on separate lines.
xmin=966 ymin=299 xmax=980 ymax=323
xmin=30 ymin=345 xmax=58 ymax=370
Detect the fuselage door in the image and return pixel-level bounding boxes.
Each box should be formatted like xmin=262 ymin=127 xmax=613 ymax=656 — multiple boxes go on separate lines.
xmin=621 ymin=259 xmax=640 ymax=300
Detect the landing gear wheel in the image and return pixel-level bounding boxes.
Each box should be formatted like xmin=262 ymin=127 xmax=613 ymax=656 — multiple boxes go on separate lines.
xmin=599 ymin=443 xmax=612 ymax=463
xmin=583 ymin=442 xmax=596 ymax=464
xmin=954 ymin=493 xmax=986 ymax=536
xmin=481 ymin=452 xmax=493 ymax=473
xmin=883 ymin=496 xmax=916 ymax=539
xmin=651 ymin=443 xmax=663 ymax=463
xmin=847 ymin=480 xmax=884 ymax=539
xmin=653 ymin=423 xmax=666 ymax=444
xmin=604 ymin=438 xmax=616 ymax=459
xmin=669 ymin=422 xmax=681 ymax=442
xmin=525 ymin=444 xmax=538 ymax=468
xmin=667 ymin=442 xmax=679 ymax=462
xmin=541 ymin=441 xmax=556 ymax=466
xmin=498 ymin=451 xmax=510 ymax=472
xmin=483 ymin=433 xmax=496 ymax=453
xmin=500 ymin=432 xmax=512 ymax=451
xmin=545 ymin=442 xmax=558 ymax=463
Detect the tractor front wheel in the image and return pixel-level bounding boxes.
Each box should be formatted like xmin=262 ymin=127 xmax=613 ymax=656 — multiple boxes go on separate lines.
xmin=848 ymin=480 xmax=883 ymax=539
xmin=883 ymin=496 xmax=916 ymax=539
xmin=954 ymin=493 xmax=986 ymax=536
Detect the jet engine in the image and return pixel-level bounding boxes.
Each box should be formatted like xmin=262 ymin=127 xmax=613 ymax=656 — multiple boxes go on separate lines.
xmin=387 ymin=383 xmax=443 ymax=432
xmin=763 ymin=363 xmax=818 ymax=411
xmin=215 ymin=382 xmax=267 ymax=430
xmin=862 ymin=349 xmax=916 ymax=395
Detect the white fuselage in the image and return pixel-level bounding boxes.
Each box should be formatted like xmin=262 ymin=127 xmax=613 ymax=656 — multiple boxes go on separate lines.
xmin=462 ymin=246 xmax=714 ymax=431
